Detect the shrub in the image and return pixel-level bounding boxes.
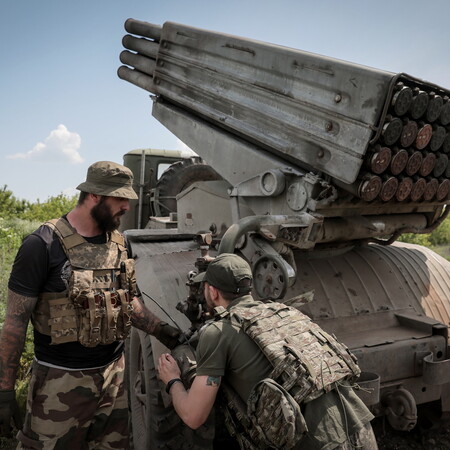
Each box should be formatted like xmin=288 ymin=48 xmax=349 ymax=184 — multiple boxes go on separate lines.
xmin=21 ymin=194 xmax=78 ymax=223
xmin=398 ymin=216 xmax=450 ymax=260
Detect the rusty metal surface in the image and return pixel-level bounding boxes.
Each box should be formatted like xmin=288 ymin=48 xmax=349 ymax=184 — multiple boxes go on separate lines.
xmin=368 ymin=146 xmax=392 ymax=174
xmin=379 ymin=176 xmax=398 ymax=201
xmin=406 ymin=151 xmax=423 ymax=176
xmin=419 ymin=152 xmax=436 ymax=177
xmin=395 ymin=177 xmax=413 ymax=201
xmin=390 ymin=149 xmax=409 ymax=175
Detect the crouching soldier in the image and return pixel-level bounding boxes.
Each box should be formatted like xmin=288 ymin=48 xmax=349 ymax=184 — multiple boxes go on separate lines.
xmin=158 ymin=253 xmax=378 ymax=449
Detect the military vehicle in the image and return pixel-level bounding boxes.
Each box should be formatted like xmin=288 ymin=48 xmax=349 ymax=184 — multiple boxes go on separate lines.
xmin=118 ymin=18 xmax=450 ymax=449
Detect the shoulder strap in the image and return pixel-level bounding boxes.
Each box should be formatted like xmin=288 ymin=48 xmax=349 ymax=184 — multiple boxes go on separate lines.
xmin=44 ymin=217 xmax=86 ymax=251
xmin=110 ymin=230 xmax=126 ymax=248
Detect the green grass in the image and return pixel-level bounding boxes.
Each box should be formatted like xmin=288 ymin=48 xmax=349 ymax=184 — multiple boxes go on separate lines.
xmin=433 ymin=244 xmax=450 ymax=260
xmin=0 ymin=218 xmax=39 ymax=446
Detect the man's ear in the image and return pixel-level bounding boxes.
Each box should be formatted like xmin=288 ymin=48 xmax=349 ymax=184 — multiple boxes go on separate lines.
xmin=89 ymin=193 xmax=101 ymax=204
xmin=208 ymin=284 xmax=220 ymax=302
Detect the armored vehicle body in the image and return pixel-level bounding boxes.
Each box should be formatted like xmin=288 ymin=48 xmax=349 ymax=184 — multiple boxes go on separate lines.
xmin=118 ymin=19 xmax=450 ymax=448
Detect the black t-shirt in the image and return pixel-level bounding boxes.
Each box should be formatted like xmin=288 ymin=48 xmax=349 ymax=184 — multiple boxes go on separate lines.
xmin=8 ymin=219 xmax=124 ymax=369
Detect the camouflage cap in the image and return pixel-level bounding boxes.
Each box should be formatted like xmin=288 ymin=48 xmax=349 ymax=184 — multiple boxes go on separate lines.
xmin=195 ymin=253 xmax=253 ymax=294
xmin=76 ymin=161 xmax=138 ymax=200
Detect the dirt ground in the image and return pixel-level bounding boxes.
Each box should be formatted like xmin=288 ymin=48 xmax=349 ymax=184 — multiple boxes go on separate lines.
xmin=2 ymin=416 xmax=450 ymax=449
xmin=373 ymin=414 xmax=450 ymax=450
xmin=0 ymin=419 xmax=450 ymax=450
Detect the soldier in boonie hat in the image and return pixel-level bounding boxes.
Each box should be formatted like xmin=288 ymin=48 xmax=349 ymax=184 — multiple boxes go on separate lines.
xmin=76 ymin=161 xmax=138 ymax=200
xmin=4 ymin=157 xmax=185 ymax=448
xmin=193 ymin=253 xmax=253 ymax=294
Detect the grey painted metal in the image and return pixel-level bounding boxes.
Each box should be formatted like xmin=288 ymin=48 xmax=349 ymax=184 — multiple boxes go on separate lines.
xmin=119 ymin=19 xmax=450 ymax=227
xmin=219 ymin=214 xmax=318 ymax=253
xmin=152 ymin=22 xmax=393 ymax=185
xmin=316 ymin=214 xmax=428 ymax=243
xmin=124 ymin=18 xmax=161 ymax=41
xmin=176 ymin=180 xmax=256 ymax=235
xmin=118 ymin=19 xmax=450 ymax=435
xmin=152 ymin=100 xmax=293 ymax=186
xmin=120 ymin=50 xmax=156 ymax=76
xmin=120 ymin=150 xmax=189 ymax=231
xmin=129 ymin=238 xmax=200 ymax=326
xmin=122 ymin=34 xmax=159 ymax=60
xmin=129 ymin=236 xmax=450 ymax=407
xmin=117 ymin=65 xmax=155 ymax=94
xmin=423 ymin=353 xmax=450 ymax=385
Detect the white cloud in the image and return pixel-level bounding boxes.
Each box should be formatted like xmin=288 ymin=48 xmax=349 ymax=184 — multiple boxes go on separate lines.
xmin=7 ymin=124 xmax=84 ymax=164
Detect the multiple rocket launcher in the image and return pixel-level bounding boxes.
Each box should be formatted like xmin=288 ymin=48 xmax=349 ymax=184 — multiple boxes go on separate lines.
xmin=118 ymin=19 xmax=450 ymax=207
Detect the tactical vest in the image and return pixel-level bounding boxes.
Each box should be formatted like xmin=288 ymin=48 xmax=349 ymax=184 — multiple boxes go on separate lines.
xmin=32 ymin=218 xmax=135 ymax=347
xmin=215 ymin=300 xmax=361 ymax=449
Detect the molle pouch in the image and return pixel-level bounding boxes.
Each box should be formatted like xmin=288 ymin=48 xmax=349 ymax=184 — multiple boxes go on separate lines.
xmin=47 ymin=294 xmax=78 ymax=345
xmin=247 ymin=378 xmax=307 ymax=450
xmin=78 ymin=292 xmax=104 ymax=347
xmin=115 ymin=289 xmax=133 ymax=340
xmin=119 ymin=258 xmax=137 ymax=296
xmin=69 ymin=269 xmax=95 ymax=308
xmin=101 ymin=291 xmax=120 ymax=344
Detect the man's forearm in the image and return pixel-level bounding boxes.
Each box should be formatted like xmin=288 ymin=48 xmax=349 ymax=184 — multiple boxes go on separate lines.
xmin=169 ymin=382 xmax=195 ymax=424
xmin=130 ymin=296 xmax=161 ymax=334
xmin=0 ymin=290 xmax=36 ymax=390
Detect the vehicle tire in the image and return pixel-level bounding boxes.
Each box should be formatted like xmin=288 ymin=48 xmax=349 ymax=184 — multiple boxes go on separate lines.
xmin=126 ymin=328 xmax=215 ymax=449
xmin=153 ymin=157 xmax=222 ymax=217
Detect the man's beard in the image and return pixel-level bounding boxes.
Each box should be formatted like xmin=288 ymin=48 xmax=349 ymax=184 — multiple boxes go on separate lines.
xmin=91 ymin=197 xmax=124 ymax=232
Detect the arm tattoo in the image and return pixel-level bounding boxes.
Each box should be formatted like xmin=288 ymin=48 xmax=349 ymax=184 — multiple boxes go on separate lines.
xmin=206 ymin=376 xmax=221 ymax=387
xmin=0 ymin=290 xmax=37 ymax=390
xmin=130 ymin=296 xmax=161 ymax=334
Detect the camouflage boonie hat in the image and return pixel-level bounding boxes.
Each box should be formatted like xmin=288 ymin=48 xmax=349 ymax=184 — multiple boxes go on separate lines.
xmin=195 ymin=253 xmax=252 ymax=294
xmin=76 ymin=161 xmax=138 ymax=200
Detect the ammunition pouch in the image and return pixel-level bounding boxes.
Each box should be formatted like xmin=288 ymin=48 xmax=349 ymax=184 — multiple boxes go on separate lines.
xmin=32 ymin=218 xmax=135 ymax=347
xmin=221 ymin=379 xmax=307 ymax=450
xmin=72 ymin=289 xmax=133 ymax=347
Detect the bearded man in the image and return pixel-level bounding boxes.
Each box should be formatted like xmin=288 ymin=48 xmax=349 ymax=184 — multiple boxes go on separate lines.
xmin=0 ymin=161 xmax=180 ymax=449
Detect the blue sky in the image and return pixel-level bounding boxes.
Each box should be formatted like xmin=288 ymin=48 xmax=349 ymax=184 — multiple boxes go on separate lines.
xmin=1 ymin=0 xmax=450 ymax=202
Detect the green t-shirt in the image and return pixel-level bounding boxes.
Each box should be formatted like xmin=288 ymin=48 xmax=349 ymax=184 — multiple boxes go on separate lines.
xmin=196 ymin=296 xmax=272 ymax=402
xmin=196 ymin=296 xmax=374 ymax=449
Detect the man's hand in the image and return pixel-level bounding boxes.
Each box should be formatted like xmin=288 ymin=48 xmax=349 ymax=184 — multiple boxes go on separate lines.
xmin=158 ymin=353 xmax=182 ymax=385
xmin=153 ymin=322 xmax=181 ymax=350
xmin=0 ymin=390 xmax=23 ymax=437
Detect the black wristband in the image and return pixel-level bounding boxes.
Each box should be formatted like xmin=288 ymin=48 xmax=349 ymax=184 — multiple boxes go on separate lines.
xmin=165 ymin=378 xmax=183 ymax=394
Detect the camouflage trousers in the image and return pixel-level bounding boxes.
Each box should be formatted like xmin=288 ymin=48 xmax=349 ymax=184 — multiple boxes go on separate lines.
xmin=333 ymin=422 xmax=378 ymax=450
xmin=16 ymin=354 xmax=129 ymax=450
